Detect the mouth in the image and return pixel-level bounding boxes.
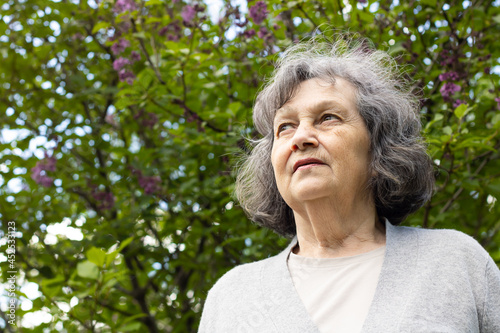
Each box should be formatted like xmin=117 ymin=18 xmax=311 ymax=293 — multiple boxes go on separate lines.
xmin=293 ymin=158 xmax=325 ymax=173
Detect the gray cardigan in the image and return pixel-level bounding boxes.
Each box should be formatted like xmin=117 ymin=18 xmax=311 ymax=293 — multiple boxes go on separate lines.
xmin=199 ymin=221 xmax=500 ymax=332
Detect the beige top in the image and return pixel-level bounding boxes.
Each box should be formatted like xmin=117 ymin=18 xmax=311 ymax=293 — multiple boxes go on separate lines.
xmin=287 ymin=245 xmax=386 ymax=333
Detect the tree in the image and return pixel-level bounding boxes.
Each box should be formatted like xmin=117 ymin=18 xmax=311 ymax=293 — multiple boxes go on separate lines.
xmin=0 ymin=0 xmax=499 ymax=331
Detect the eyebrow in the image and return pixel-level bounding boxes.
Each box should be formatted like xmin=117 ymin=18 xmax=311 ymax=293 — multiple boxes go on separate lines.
xmin=275 ymin=99 xmax=345 ymax=118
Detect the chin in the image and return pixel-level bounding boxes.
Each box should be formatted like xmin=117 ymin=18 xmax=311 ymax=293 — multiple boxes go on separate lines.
xmin=289 ymin=184 xmax=332 ymax=202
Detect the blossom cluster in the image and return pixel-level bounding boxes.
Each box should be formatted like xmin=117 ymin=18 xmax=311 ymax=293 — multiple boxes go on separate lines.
xmin=240 ymin=1 xmax=276 ymax=47
xmin=112 ymin=50 xmax=141 ymax=85
xmin=159 ymin=22 xmax=182 ymax=41
xmin=31 ymin=153 xmax=56 ymax=187
xmin=114 ymin=0 xmax=137 ymax=14
xmin=440 ymin=82 xmax=461 ymax=100
xmin=131 ymin=167 xmax=162 ymax=195
xmin=453 ymin=99 xmax=465 ymax=108
xmin=439 ymin=71 xmax=461 ymax=102
xmin=257 ymin=27 xmax=273 ymax=43
xmin=181 ymin=5 xmax=196 ymax=23
xmin=92 ymin=188 xmax=115 ymax=211
xmin=139 ymin=175 xmax=162 ymax=195
xmin=438 ymin=71 xmax=459 ymax=82
xmin=180 ymin=4 xmax=204 ymax=26
xmin=249 ymin=1 xmax=268 ymax=25
xmin=111 ymin=38 xmax=130 ymax=55
xmin=439 ymin=50 xmax=459 ymax=67
xmin=133 ymin=109 xmax=159 ymax=129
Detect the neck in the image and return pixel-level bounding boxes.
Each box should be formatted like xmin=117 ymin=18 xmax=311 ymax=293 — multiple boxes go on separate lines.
xmin=292 ymin=196 xmax=386 ymax=258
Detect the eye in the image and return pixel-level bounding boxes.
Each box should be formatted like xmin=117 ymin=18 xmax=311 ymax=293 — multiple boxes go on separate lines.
xmin=321 ymin=114 xmax=340 ymax=122
xmin=277 ymin=123 xmax=293 ymax=135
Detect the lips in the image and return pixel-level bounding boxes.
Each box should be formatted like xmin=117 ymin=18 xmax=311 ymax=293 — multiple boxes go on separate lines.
xmin=293 ymin=158 xmax=325 ymax=173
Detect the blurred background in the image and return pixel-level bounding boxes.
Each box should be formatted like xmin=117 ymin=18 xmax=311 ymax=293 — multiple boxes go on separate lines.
xmin=1 ymin=0 xmax=499 ymax=331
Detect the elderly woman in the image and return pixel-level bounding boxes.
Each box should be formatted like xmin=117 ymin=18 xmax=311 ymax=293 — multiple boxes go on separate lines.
xmin=199 ymin=37 xmax=500 ymax=332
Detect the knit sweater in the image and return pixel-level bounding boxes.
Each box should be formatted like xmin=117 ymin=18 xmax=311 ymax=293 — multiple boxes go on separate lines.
xmin=199 ymin=221 xmax=500 ymax=332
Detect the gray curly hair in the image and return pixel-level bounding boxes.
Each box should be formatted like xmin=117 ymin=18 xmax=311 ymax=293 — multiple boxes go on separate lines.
xmin=235 ymin=35 xmax=435 ymax=238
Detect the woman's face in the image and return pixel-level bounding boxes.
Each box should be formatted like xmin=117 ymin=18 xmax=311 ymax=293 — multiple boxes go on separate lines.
xmin=271 ymin=77 xmax=373 ymax=208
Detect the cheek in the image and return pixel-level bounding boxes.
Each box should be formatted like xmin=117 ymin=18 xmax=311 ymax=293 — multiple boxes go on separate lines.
xmin=270 ymin=144 xmax=284 ymax=173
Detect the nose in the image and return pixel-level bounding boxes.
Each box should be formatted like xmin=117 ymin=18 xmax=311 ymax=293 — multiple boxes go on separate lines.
xmin=291 ymin=124 xmax=319 ymax=151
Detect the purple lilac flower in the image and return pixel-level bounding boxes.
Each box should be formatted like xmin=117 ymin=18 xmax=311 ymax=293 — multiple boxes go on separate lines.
xmin=31 ymin=165 xmax=54 ymax=187
xmin=440 ymin=82 xmax=461 ymax=100
xmin=158 ymin=22 xmax=182 ymax=41
xmin=142 ymin=113 xmax=159 ymax=129
xmin=44 ymin=154 xmax=57 ymax=172
xmin=113 ymin=57 xmax=130 ymax=71
xmin=31 ymin=154 xmax=57 ymax=187
xmin=243 ymin=28 xmax=256 ymax=39
xmin=119 ymin=69 xmax=136 ymax=85
xmin=37 ymin=175 xmax=54 ymax=187
xmin=495 ymin=97 xmax=500 ymax=110
xmin=257 ymin=27 xmax=273 ymax=43
xmin=130 ymin=51 xmax=141 ymax=62
xmin=439 ymin=50 xmax=458 ymax=66
xmin=111 ymin=38 xmax=130 ymax=55
xmin=158 ymin=26 xmax=169 ymax=36
xmin=138 ymin=175 xmax=161 ymax=195
xmin=114 ymin=0 xmax=137 ymax=13
xmin=257 ymin=27 xmax=268 ymax=39
xmin=249 ymin=1 xmax=268 ymax=25
xmin=453 ymin=99 xmax=465 ymax=108
xmin=438 ymin=71 xmax=459 ymax=81
xmin=93 ymin=190 xmax=115 ymax=210
xmin=181 ymin=5 xmax=196 ymax=24
xmin=105 ymin=114 xmax=118 ymax=126
xmin=184 ymin=109 xmax=200 ymax=123
xmin=133 ymin=109 xmax=144 ymax=120
xmin=72 ymin=33 xmax=85 ymax=41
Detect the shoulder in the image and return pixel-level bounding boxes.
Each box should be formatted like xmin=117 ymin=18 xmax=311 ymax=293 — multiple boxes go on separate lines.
xmin=202 ymin=242 xmax=291 ymax=308
xmin=395 ymin=225 xmax=492 ymax=271
xmin=398 ymin=225 xmax=488 ymax=252
xmin=199 ymin=249 xmax=289 ymax=331
xmin=205 ymin=239 xmax=295 ymax=298
xmin=208 ymin=258 xmax=268 ymax=296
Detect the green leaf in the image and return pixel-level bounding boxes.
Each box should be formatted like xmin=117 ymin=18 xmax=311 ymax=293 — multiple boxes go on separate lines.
xmin=77 ymin=261 xmax=99 ymax=280
xmin=115 ymin=96 xmax=137 ymax=109
xmin=453 ymin=104 xmax=468 ymax=119
xmin=137 ymin=68 xmax=156 ymax=88
xmin=228 ymin=102 xmax=242 ymax=115
xmin=424 ymin=113 xmax=443 ymax=131
xmin=442 ymin=126 xmax=453 ymax=135
xmin=86 ymin=247 xmax=106 ymax=267
xmin=92 ymin=22 xmax=111 ymax=34
xmin=133 ymin=31 xmax=147 ymax=39
xmin=106 ymin=237 xmax=134 ymax=266
xmin=145 ymin=0 xmax=163 ymax=6
xmin=40 ymin=275 xmax=65 ymax=297
xmin=487 ymin=183 xmax=500 ymax=196
xmin=492 ymin=113 xmax=500 ymax=129
xmin=120 ymin=322 xmax=142 ymax=332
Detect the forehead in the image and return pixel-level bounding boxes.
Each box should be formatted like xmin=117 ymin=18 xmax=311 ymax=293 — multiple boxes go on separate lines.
xmin=275 ymin=77 xmax=358 ymax=118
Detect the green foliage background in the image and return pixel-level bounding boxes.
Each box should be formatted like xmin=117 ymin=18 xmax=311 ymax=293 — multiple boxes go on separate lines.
xmin=1 ymin=0 xmax=499 ymax=331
